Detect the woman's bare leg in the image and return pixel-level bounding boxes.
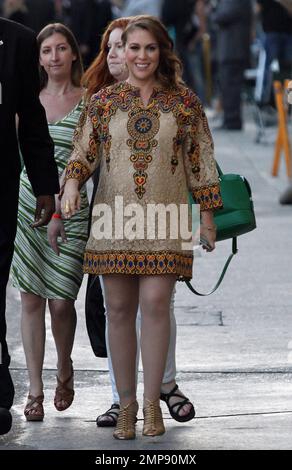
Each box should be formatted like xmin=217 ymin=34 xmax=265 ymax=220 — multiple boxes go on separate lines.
xmin=139 ymin=275 xmax=176 ymax=403
xmin=102 ymin=274 xmax=139 ymax=407
xmin=49 ymin=299 xmax=76 ymax=409
xmin=21 ymin=292 xmax=46 ymax=406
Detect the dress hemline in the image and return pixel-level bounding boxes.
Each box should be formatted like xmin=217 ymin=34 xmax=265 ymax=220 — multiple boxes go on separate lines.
xmin=83 ymin=250 xmax=193 ymax=279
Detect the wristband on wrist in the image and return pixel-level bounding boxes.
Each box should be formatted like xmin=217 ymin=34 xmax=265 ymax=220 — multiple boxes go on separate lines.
xmin=51 ymin=213 xmax=62 ymax=220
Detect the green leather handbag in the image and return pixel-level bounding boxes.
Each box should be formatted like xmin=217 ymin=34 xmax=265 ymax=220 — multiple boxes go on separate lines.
xmin=186 ymin=163 xmax=256 ymax=295
xmin=215 ymin=163 xmax=256 ymax=241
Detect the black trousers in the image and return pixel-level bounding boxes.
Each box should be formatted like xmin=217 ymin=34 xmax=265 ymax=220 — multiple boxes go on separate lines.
xmin=0 ymin=182 xmax=19 ymax=409
xmin=219 ymin=60 xmax=245 ymax=129
xmin=84 ymin=167 xmax=107 ymax=358
xmin=85 ymin=274 xmax=107 ymax=358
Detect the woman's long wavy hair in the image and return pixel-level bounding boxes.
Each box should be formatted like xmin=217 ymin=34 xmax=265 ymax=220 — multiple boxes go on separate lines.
xmin=82 ymin=17 xmax=131 ymax=101
xmin=122 ymin=15 xmax=183 ymax=89
xmin=37 ymin=23 xmax=83 ymax=90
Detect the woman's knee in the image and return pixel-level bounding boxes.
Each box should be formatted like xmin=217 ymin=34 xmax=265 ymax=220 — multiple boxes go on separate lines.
xmin=21 ymin=293 xmax=45 ymax=315
xmin=49 ymin=299 xmax=75 ymax=318
xmin=139 ymin=276 xmax=175 ymax=311
xmin=143 ymin=290 xmax=172 ymax=315
xmin=107 ymin=301 xmax=136 ymax=326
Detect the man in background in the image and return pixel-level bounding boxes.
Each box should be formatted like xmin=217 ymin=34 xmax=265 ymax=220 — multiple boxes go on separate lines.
xmin=0 ymin=17 xmax=59 ymax=434
xmin=214 ymin=0 xmax=252 ymax=130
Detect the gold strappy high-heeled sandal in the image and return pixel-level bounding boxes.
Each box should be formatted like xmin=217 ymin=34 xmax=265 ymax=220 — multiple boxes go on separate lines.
xmin=143 ymin=398 xmax=165 ymax=437
xmin=113 ymin=400 xmax=138 ymax=440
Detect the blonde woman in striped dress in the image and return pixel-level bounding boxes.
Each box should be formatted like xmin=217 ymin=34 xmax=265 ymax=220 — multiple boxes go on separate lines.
xmin=11 ymin=24 xmax=88 ymax=421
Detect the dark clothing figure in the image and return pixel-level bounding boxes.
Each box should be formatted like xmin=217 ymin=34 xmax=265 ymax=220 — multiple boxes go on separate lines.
xmin=67 ymin=0 xmax=93 ymax=55
xmin=257 ymin=0 xmax=292 ymax=104
xmin=214 ymin=0 xmax=252 ymax=129
xmin=87 ymin=0 xmax=113 ymax=64
xmin=161 ymin=0 xmax=198 ymax=90
xmin=259 ymin=0 xmax=292 ymax=34
xmin=5 ymin=10 xmax=29 ymax=26
xmin=85 ymin=276 xmax=107 ymax=357
xmin=85 ymin=168 xmax=107 ymax=358
xmin=0 ymin=18 xmax=59 ymax=434
xmin=26 ymin=0 xmax=56 ymax=33
xmin=69 ymin=0 xmax=112 ymax=67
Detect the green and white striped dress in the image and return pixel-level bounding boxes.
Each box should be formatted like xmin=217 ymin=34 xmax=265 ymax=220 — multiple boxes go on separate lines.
xmin=11 ymin=101 xmax=89 ymax=299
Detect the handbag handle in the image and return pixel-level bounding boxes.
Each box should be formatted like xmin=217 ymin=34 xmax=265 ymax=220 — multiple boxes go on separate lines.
xmin=216 ymin=162 xmax=223 ymax=177
xmin=185 ymin=238 xmax=238 ymax=296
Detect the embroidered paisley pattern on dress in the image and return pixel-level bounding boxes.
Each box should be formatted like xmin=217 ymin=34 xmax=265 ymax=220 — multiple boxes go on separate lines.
xmin=64 ymin=81 xmax=223 ymax=280
xmin=127 ymin=105 xmax=160 ymax=199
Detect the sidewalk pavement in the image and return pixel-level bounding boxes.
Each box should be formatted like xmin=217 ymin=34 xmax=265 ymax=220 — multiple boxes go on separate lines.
xmin=1 ymin=112 xmax=292 ymax=451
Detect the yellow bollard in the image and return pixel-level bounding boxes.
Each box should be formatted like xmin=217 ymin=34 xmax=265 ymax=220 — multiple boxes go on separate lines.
xmin=272 ymin=80 xmax=292 ymax=178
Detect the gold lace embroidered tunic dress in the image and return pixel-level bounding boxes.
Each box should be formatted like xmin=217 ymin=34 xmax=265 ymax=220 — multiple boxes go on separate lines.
xmin=65 ymin=82 xmax=222 ymax=279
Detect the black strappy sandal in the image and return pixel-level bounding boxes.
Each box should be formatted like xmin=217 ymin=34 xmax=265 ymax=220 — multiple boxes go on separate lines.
xmin=96 ymin=403 xmax=120 ymax=427
xmin=160 ymin=384 xmax=195 ymax=423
